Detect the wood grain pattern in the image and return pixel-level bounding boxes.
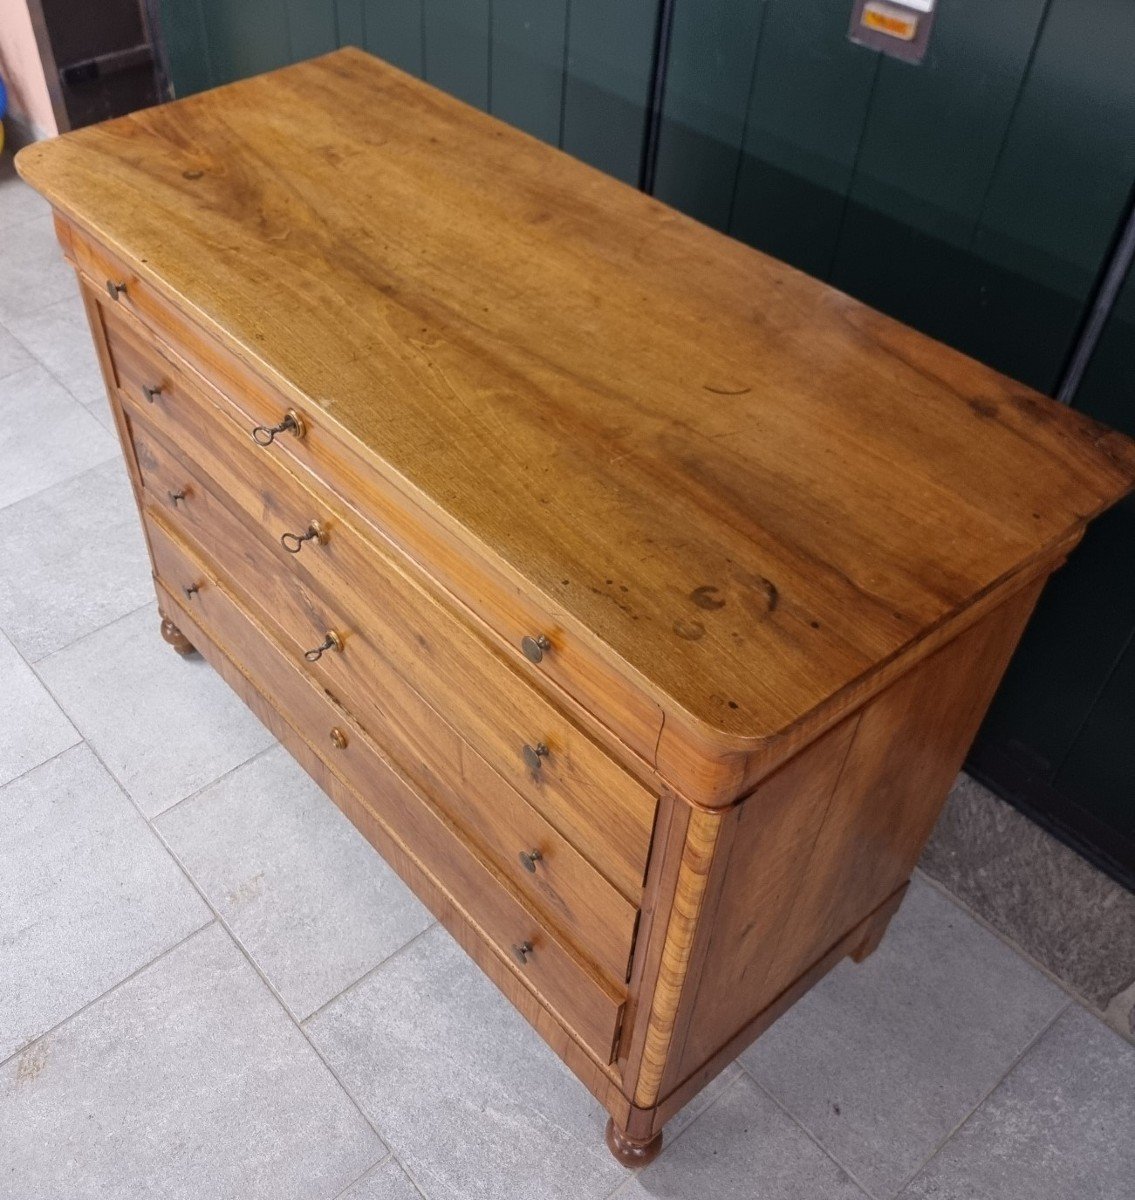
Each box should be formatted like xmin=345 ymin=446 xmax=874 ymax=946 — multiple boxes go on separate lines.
xmin=147 ymin=512 xmax=627 ymax=1061
xmin=632 ymin=807 xmax=719 ymax=1107
xmin=105 ymin=304 xmax=657 ymax=901
xmin=19 ymin=49 xmax=1135 ymax=779
xmin=158 ymin=569 xmax=632 ymax=1121
xmin=29 ymin=52 xmax=1135 ymax=1166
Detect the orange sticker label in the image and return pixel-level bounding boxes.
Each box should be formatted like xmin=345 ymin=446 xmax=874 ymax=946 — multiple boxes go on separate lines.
xmin=862 ymin=4 xmax=919 ymax=40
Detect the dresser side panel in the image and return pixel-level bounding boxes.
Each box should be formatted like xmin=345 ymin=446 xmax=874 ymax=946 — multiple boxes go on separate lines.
xmin=665 ymin=574 xmax=1048 ymax=1089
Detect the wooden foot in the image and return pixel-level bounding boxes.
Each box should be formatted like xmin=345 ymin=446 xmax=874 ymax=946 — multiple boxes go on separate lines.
xmin=160 ymin=615 xmax=196 ymax=657
xmin=605 ymin=1117 xmax=662 ymax=1168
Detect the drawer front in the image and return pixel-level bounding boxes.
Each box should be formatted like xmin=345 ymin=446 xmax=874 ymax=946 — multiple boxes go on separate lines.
xmin=131 ymin=418 xmax=639 ymax=984
xmin=106 ymin=310 xmax=656 ymax=901
xmin=145 ymin=512 xmax=626 ymax=1062
xmin=69 ymin=232 xmax=664 ymax=768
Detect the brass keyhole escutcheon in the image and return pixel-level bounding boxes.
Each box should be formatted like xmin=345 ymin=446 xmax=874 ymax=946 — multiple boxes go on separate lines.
xmin=304 ymin=630 xmax=344 ymax=662
xmin=329 ymin=727 xmax=348 ymax=750
xmin=252 ymin=408 xmax=307 ymax=446
xmin=281 ymin=521 xmax=328 ymax=554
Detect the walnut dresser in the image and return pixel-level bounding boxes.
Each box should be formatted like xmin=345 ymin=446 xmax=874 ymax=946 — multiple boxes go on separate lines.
xmin=17 ymin=48 xmax=1135 ymax=1167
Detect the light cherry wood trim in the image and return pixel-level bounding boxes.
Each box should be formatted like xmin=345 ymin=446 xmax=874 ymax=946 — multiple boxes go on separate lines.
xmin=632 ymin=807 xmax=722 ymax=1107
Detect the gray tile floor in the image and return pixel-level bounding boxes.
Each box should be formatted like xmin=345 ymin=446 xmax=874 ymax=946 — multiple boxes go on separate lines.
xmin=2 ymin=155 xmax=1132 ymax=1200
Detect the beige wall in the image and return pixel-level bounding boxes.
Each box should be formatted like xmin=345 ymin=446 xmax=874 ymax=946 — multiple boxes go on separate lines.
xmin=0 ymin=0 xmax=57 ymax=138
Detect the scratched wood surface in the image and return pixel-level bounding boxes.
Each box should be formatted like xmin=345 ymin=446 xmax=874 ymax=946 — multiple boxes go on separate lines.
xmin=18 ymin=48 xmax=1135 ymax=754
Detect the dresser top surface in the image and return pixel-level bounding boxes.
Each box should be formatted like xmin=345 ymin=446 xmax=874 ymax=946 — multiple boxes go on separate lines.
xmin=18 ymin=49 xmax=1135 ymax=749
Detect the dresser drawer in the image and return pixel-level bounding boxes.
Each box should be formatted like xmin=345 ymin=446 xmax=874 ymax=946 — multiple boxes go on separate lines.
xmin=107 ymin=313 xmax=656 ymax=901
xmin=131 ymin=418 xmax=640 ymax=983
xmin=145 ymin=512 xmax=627 ymax=1061
xmin=71 ymin=244 xmax=664 ymax=771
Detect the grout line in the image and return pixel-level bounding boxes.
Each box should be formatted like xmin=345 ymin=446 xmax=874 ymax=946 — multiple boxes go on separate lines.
xmin=147 ymin=740 xmax=282 ymax=824
xmin=890 ymin=997 xmax=1071 ymax=1195
xmin=913 ymin=866 xmax=1133 ymax=1044
xmin=382 ymin=1148 xmax=432 ymax=1200
xmin=329 ymin=1151 xmax=393 ymax=1200
xmin=22 ymin=598 xmax=155 ymax=669
xmin=299 ymin=920 xmax=439 ymax=1028
xmin=741 ymin=1071 xmax=881 ymax=1200
xmin=0 ymin=920 xmax=216 ymax=1073
xmin=147 ymin=821 xmax=395 ymax=1151
xmin=0 ymin=735 xmax=83 ymax=794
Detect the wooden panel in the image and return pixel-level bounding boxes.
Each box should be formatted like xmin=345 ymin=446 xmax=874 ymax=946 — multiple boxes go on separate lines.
xmin=146 ymin=513 xmax=627 ymax=1062
xmin=73 ymin=247 xmax=665 ymax=784
xmin=423 ymin=0 xmax=490 ymax=107
xmin=129 ymin=415 xmax=643 ymax=983
xmin=364 ymin=0 xmax=424 ymax=76
xmin=198 ymin=0 xmax=291 ymax=83
xmin=728 ymin=0 xmax=878 ymax=278
xmin=490 ymin=0 xmax=568 ymax=144
xmin=151 ymin=562 xmax=631 ymax=1111
xmin=666 ymin=577 xmax=1048 ymax=1092
xmin=20 ymin=56 xmax=1135 ymax=792
xmin=652 ymin=0 xmax=766 ymax=231
xmin=285 ymin=0 xmax=339 ymax=59
xmin=560 ymin=0 xmax=658 ymax=184
xmin=104 ymin=321 xmax=657 ymax=906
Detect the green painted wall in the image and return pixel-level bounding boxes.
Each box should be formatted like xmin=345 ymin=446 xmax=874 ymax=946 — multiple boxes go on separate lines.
xmin=156 ymin=0 xmax=1135 ymax=881
xmin=158 ymin=0 xmax=659 ymax=183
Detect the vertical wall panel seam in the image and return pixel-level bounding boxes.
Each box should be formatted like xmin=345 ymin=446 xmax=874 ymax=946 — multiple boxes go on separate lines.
xmin=824 ymin=53 xmax=883 ymax=282
xmin=639 ymin=0 xmax=677 ymax=192
xmin=194 ymin=0 xmax=215 ymax=90
xmin=487 ymin=0 xmax=494 ymax=112
xmin=724 ymin=1 xmax=773 ymax=236
xmin=557 ymin=0 xmax=572 ymax=149
xmin=1051 ymin=618 xmax=1135 ymax=782
xmin=966 ymin=0 xmax=1054 ymax=253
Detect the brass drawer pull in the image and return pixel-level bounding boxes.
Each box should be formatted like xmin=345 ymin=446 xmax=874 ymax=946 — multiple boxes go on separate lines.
xmin=168 ymin=489 xmax=188 ymax=507
xmin=304 ymin=630 xmax=343 ymax=662
xmin=329 ymin=727 xmax=349 ymax=750
xmin=280 ymin=521 xmax=328 ymax=554
xmin=511 ymin=940 xmax=534 ymax=966
xmin=182 ymin=582 xmax=200 ymax=600
xmin=518 ymin=849 xmax=543 ymax=874
xmin=522 ymin=742 xmax=549 ymax=772
xmin=252 ymin=408 xmax=306 ymax=446
xmin=142 ymin=384 xmax=162 ymax=403
xmin=105 ymin=279 xmax=127 ymax=300
xmin=521 ymin=633 xmax=551 ymax=663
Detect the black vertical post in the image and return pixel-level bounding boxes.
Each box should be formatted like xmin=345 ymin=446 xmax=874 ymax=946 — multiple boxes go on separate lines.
xmin=639 ymin=0 xmax=678 ymax=194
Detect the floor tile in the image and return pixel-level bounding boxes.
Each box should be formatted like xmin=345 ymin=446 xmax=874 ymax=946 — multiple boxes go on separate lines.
xmin=617 ymin=1074 xmax=868 ymax=1200
xmin=307 ymin=923 xmax=626 ymax=1200
xmin=0 ymin=213 xmax=78 ymax=322
xmin=741 ymin=878 xmax=1068 ymax=1199
xmin=5 ymin=291 xmax=106 ymax=403
xmin=901 ymin=1005 xmax=1135 ymax=1200
xmin=0 ymin=363 xmax=118 ymax=511
xmin=157 ymin=745 xmax=434 ymax=1020
xmin=339 ymin=1157 xmax=425 ymax=1200
xmin=0 ymin=924 xmax=383 ymax=1200
xmin=0 ymin=322 xmax=36 ymax=378
xmin=36 ymin=603 xmax=277 ymax=817
xmin=923 ymin=773 xmax=1135 ymax=1014
xmin=0 ymin=458 xmax=152 ymax=661
xmin=0 ymin=744 xmax=210 ymax=1061
xmin=0 ymin=629 xmax=79 ymax=788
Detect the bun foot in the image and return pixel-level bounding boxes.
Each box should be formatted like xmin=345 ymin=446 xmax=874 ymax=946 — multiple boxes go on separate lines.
xmin=605 ymin=1117 xmax=662 ymax=1168
xmin=160 ymin=615 xmax=196 ymax=657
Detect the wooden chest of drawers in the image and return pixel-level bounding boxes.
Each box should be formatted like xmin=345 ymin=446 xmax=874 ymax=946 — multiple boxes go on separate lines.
xmin=18 ymin=49 xmax=1135 ymax=1166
